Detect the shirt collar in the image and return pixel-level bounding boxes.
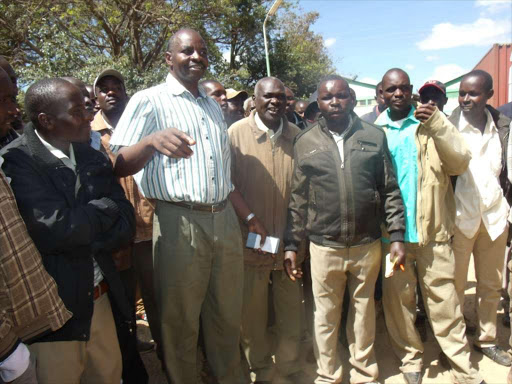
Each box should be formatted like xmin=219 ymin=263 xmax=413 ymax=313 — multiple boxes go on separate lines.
xmin=91 ymin=111 xmax=113 ymax=132
xmin=458 ymin=108 xmax=497 ymax=134
xmin=255 ymin=112 xmax=283 ymax=139
xmin=376 ymin=105 xmax=418 ymax=128
xmin=0 ymin=156 xmax=9 ymax=184
xmin=165 ymin=73 xmax=206 ymax=98
xmin=34 ymin=129 xmax=76 ymax=168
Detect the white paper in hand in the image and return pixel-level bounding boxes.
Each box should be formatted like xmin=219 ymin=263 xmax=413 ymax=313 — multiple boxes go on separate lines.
xmin=384 ymin=253 xmax=395 ymax=278
xmin=246 ymin=233 xmax=280 ymax=254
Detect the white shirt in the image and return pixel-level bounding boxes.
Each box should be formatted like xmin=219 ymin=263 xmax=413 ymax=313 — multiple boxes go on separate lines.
xmin=255 ymin=112 xmax=283 ymax=144
xmin=454 ymin=109 xmax=510 ymax=240
xmin=110 ymin=74 xmax=232 ymax=204
xmin=34 ymin=130 xmax=104 ymax=286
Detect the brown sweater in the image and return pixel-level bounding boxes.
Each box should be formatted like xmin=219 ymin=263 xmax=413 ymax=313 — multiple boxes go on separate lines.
xmin=229 ymin=111 xmax=304 ymax=269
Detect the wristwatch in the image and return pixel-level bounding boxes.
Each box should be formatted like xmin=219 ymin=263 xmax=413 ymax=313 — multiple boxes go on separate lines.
xmin=245 ymin=213 xmax=255 ymax=223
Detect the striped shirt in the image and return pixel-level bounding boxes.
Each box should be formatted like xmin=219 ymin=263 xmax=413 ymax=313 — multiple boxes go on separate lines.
xmin=110 ymin=74 xmax=233 ymax=204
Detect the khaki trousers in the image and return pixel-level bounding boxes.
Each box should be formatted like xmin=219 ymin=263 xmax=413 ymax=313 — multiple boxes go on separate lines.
xmin=241 ymin=267 xmax=303 ymax=382
xmin=452 ymin=222 xmax=507 ymax=348
xmin=153 ymin=201 xmax=244 ymax=384
xmin=29 ymin=294 xmax=122 ymax=384
xmin=382 ymin=241 xmax=481 ymax=384
xmin=310 ymin=240 xmax=381 ymax=384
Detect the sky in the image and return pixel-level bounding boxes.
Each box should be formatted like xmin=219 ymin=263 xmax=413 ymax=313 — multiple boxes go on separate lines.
xmin=297 ymin=0 xmax=512 ymax=91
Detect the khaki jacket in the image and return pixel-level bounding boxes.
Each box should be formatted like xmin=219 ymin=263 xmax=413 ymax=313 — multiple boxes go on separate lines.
xmin=0 ymin=171 xmax=71 ymax=360
xmin=229 ymin=112 xmax=304 ymax=269
xmin=91 ymin=112 xmax=154 ymax=270
xmin=414 ymin=109 xmax=471 ymax=246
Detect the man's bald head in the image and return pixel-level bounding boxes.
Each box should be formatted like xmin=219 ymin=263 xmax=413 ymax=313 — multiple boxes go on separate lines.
xmin=0 ymin=56 xmax=18 ymax=94
xmin=382 ymin=68 xmax=411 ymax=85
xmin=317 ymin=74 xmax=348 ymax=93
xmin=254 ymin=77 xmax=285 ymax=97
xmin=167 ymin=28 xmax=205 ymax=52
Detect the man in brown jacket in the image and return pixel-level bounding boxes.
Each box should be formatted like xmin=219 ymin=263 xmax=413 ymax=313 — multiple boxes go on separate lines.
xmin=0 ymin=68 xmax=71 ymax=383
xmin=229 ymin=77 xmax=305 ymax=384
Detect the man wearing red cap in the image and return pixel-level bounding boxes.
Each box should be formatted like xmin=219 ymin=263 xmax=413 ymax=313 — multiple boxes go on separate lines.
xmin=418 ymin=80 xmax=448 ymax=112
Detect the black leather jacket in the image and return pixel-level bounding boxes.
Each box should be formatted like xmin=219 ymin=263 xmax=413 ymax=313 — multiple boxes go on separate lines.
xmin=1 ymin=123 xmax=135 ymax=342
xmin=284 ymin=113 xmax=405 ymax=251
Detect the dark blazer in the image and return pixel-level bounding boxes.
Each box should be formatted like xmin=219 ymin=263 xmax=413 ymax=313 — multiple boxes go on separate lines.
xmin=0 ymin=123 xmax=135 ymax=342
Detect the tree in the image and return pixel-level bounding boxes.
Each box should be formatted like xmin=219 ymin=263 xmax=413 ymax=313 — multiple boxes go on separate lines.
xmin=0 ymin=0 xmax=211 ymax=91
xmin=0 ymin=0 xmax=333 ymax=98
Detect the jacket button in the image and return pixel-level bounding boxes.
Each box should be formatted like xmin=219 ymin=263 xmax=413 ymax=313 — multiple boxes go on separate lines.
xmin=88 ymin=291 xmax=91 ymax=296
xmin=82 ymin=334 xmax=86 ymax=338
xmin=87 ymin=172 xmax=91 ymax=176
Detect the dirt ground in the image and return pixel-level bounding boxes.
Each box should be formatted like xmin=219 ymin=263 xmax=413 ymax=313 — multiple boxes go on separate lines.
xmin=138 ymin=256 xmax=511 ymax=384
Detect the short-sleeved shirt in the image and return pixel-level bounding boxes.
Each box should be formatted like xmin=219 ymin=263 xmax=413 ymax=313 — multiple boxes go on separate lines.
xmin=110 ymin=74 xmax=233 ymax=204
xmin=375 ymin=106 xmax=420 ymax=243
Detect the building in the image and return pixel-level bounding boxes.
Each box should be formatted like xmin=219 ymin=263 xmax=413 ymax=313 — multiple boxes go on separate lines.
xmin=473 ymin=43 xmax=512 ymax=108
xmin=343 ymin=77 xmax=378 ymax=116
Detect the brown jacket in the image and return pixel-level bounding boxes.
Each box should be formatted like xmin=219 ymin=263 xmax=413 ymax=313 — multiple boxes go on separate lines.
xmin=414 ymin=109 xmax=471 ymax=245
xmin=229 ymin=111 xmax=304 ymax=269
xmin=0 ymin=170 xmax=71 ymax=360
xmin=91 ymin=112 xmax=154 ymax=270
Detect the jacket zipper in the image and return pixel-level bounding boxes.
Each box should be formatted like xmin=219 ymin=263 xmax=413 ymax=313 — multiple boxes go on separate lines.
xmin=416 ymin=129 xmax=425 ymax=246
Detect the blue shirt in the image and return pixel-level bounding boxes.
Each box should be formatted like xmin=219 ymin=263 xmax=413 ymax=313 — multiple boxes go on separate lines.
xmin=110 ymin=74 xmax=233 ymax=204
xmin=375 ymin=106 xmax=420 ymax=243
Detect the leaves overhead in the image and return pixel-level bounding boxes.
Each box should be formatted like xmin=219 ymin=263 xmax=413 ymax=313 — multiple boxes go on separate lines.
xmin=0 ymin=0 xmax=334 ymax=98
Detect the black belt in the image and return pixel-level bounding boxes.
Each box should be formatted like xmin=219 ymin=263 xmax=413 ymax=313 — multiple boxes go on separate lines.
xmin=170 ymin=200 xmax=227 ymax=213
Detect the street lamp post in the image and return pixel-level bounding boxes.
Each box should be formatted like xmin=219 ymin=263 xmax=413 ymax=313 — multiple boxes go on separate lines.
xmin=263 ymin=0 xmax=283 ymax=77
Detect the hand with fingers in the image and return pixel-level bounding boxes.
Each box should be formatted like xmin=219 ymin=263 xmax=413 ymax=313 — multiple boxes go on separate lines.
xmin=284 ymin=251 xmax=303 ymax=281
xmin=414 ymin=103 xmax=437 ymax=123
xmin=390 ymin=241 xmax=406 ymax=272
xmin=151 ymin=128 xmax=196 ymax=158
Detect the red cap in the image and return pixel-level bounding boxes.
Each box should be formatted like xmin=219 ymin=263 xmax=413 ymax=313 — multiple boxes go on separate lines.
xmin=419 ymin=80 xmax=446 ymax=95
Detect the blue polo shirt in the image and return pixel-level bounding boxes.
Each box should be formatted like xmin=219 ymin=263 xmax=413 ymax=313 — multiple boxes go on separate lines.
xmin=375 ymin=106 xmax=420 ymax=243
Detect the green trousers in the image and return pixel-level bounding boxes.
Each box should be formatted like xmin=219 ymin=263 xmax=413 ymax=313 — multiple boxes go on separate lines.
xmin=153 ymin=201 xmax=244 ymax=384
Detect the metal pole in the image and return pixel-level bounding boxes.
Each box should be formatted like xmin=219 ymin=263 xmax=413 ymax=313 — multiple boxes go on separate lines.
xmin=263 ymin=0 xmax=283 ymax=77
xmin=263 ymin=15 xmax=271 ymax=77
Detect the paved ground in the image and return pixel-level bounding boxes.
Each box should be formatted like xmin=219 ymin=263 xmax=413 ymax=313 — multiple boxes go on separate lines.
xmin=138 ymin=257 xmax=511 ymax=383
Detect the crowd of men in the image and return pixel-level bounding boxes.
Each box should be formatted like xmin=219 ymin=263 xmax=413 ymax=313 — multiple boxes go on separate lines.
xmin=1 ymin=27 xmax=512 ymax=384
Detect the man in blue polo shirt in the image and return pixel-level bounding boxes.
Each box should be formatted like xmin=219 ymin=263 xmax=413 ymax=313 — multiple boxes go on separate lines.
xmin=376 ymin=68 xmax=483 ymax=384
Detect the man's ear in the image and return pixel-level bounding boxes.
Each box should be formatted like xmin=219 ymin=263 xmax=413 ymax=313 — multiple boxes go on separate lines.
xmin=165 ymin=52 xmax=173 ymax=69
xmin=38 ymin=113 xmax=52 ymax=131
xmin=487 ymin=88 xmax=494 ymax=100
xmin=409 ymin=85 xmax=414 ymax=92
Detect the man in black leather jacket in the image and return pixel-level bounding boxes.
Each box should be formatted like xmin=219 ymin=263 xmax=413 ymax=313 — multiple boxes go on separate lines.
xmin=284 ymin=75 xmax=405 ymax=384
xmin=0 ymin=78 xmax=135 ymax=384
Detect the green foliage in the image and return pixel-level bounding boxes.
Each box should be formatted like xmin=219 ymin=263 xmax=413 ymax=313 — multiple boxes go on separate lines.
xmin=1 ymin=0 xmax=334 ymax=98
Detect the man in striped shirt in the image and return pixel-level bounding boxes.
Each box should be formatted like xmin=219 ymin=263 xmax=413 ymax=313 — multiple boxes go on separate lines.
xmin=110 ymin=29 xmax=244 ymax=384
